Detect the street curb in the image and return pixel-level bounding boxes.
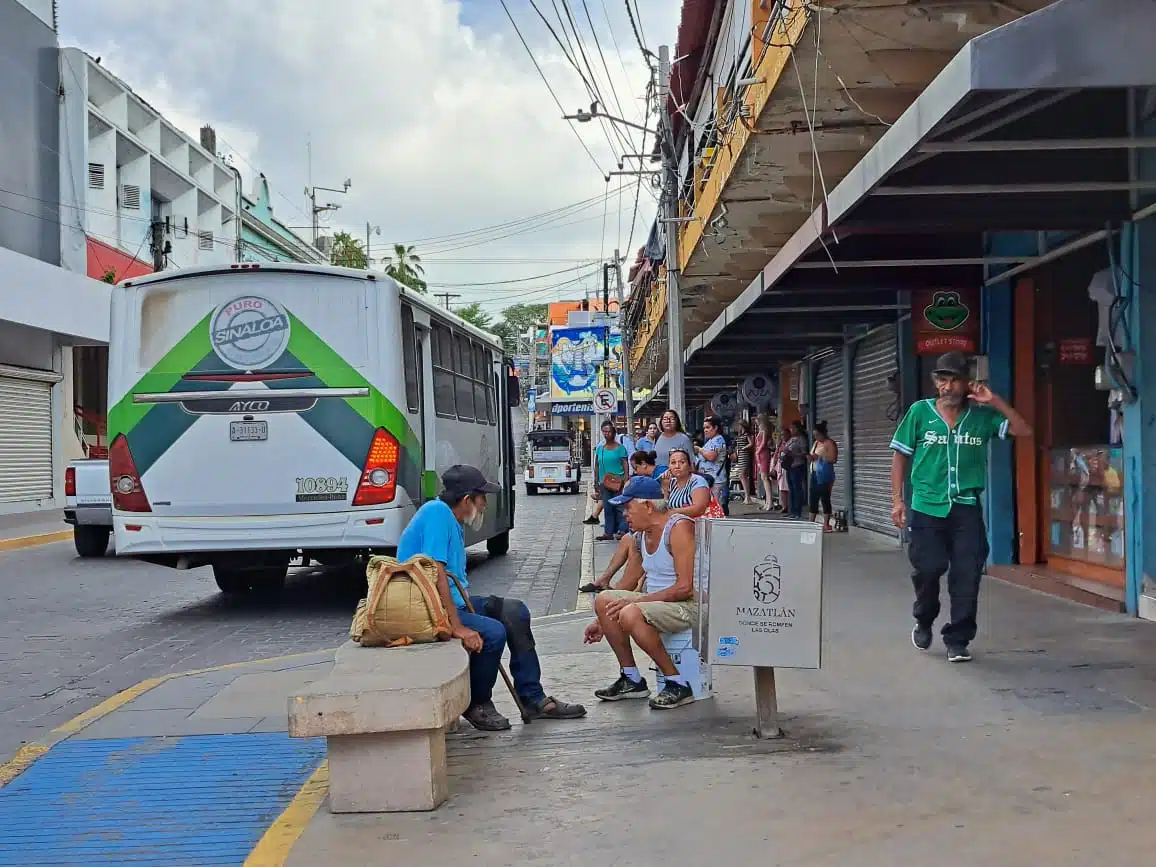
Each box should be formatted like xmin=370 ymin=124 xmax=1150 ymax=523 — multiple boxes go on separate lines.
xmin=575 ymin=523 xmax=595 ymax=612
xmin=0 ymin=529 xmax=72 ymax=552
xmin=0 ymin=647 xmax=337 ymax=790
xmin=244 ymin=760 xmax=330 ymax=867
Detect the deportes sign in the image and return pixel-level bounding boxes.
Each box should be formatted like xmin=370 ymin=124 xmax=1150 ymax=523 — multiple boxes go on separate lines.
xmin=210 ymin=295 xmax=291 ymax=370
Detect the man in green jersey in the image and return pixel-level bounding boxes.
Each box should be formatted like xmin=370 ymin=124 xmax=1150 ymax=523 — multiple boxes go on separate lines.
xmin=890 ymin=351 xmax=1032 ymax=662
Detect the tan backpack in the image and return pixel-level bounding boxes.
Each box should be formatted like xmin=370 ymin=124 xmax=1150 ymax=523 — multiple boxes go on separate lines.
xmin=350 ymin=554 xmax=452 ymax=648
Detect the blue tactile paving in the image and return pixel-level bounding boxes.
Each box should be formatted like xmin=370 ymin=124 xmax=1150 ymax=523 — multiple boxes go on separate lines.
xmin=0 ymin=733 xmax=325 ymax=865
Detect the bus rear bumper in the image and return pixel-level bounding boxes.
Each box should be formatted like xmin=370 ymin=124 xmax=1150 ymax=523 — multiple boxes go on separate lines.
xmin=112 ymin=505 xmax=416 ymax=556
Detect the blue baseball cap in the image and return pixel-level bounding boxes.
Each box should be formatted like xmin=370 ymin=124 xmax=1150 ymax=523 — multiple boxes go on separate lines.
xmin=610 ymin=475 xmax=664 ymax=505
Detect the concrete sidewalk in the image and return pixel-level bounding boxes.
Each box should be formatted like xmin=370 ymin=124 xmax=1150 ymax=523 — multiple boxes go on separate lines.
xmin=3 ymin=528 xmax=1155 ymax=864
xmin=290 ymin=532 xmax=1156 ymax=866
xmin=0 ymin=509 xmax=72 ymax=550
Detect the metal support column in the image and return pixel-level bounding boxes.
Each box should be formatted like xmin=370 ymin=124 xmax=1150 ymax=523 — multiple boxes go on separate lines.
xmin=659 ymin=44 xmax=685 ymax=419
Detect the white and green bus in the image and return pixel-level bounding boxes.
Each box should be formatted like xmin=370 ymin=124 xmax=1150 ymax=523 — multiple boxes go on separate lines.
xmin=107 ymin=262 xmax=518 ymax=595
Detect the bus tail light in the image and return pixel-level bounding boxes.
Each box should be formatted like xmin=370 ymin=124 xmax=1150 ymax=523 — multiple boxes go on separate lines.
xmin=109 ymin=434 xmax=152 ymax=513
xmin=352 ymin=428 xmax=399 ymax=506
xmin=565 ymin=463 xmax=572 ymax=478
xmin=65 ymin=466 xmax=76 ymax=497
xmin=528 ymin=466 xmax=535 ymax=478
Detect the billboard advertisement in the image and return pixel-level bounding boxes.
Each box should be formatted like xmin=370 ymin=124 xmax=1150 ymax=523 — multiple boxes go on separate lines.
xmin=549 ymin=326 xmax=623 ymax=400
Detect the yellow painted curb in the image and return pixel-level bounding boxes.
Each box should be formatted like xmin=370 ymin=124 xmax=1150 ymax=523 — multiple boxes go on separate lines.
xmin=0 ymin=529 xmax=72 ymax=552
xmin=0 ymin=646 xmax=339 ymax=789
xmin=0 ymin=744 xmax=47 ymax=787
xmin=244 ymin=761 xmax=329 ymax=866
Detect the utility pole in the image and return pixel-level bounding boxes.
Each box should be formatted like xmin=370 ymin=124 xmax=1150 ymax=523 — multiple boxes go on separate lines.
xmin=613 ymin=247 xmax=635 ymax=436
xmin=659 ymin=44 xmax=685 ymax=419
xmin=602 ymin=259 xmax=612 ymax=390
xmin=305 ymin=178 xmax=351 ymax=244
xmin=434 ymin=292 xmax=461 ymax=311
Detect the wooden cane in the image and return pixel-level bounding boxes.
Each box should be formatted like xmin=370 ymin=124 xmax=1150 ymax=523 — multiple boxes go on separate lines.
xmin=448 ymin=572 xmax=532 ymax=724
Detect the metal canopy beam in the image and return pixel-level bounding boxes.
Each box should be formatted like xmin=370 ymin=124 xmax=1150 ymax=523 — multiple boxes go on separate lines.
xmin=918 ymin=137 xmax=1156 ymax=153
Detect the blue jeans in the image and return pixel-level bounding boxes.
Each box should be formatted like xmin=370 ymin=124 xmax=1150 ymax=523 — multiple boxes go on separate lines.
xmin=457 ymin=595 xmax=546 ymax=709
xmin=600 ymin=483 xmax=626 ymax=536
xmin=786 ymin=465 xmax=806 ymax=517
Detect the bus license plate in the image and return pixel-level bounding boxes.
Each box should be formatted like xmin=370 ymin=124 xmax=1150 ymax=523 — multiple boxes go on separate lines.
xmin=230 ymin=421 xmax=268 ymax=442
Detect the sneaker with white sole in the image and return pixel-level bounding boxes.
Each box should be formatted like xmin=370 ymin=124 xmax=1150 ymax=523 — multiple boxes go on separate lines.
xmin=911 ymin=623 xmax=933 ymax=651
xmin=946 ymin=645 xmax=973 ymax=663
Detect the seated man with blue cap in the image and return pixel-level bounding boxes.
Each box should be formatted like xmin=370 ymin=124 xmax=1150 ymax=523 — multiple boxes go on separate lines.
xmin=583 ymin=474 xmax=698 ymax=710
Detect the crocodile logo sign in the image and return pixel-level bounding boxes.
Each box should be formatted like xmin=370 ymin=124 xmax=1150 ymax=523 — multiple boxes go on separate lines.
xmin=913 ymin=287 xmax=980 ymax=356
xmin=923 ymin=291 xmax=969 ymax=331
xmin=210 ymin=295 xmax=291 ymax=370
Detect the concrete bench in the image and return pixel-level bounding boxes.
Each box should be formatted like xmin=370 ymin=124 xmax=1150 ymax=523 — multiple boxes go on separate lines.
xmin=288 ymin=639 xmax=470 ymax=813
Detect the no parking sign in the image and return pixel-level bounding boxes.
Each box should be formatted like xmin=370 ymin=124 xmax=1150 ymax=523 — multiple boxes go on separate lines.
xmin=592 ymin=388 xmax=617 ymax=413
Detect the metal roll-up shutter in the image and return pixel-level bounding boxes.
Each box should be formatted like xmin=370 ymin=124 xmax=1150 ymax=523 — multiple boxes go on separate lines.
xmin=814 ymin=351 xmax=847 ymax=513
xmin=851 ymin=325 xmax=900 ymax=537
xmin=0 ymin=372 xmax=54 ymax=504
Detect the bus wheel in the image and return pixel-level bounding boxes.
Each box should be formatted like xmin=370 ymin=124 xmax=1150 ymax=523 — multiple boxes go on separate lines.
xmin=525 ymin=484 xmax=538 ymax=496
xmin=214 ymin=563 xmax=288 ymax=596
xmin=486 ymin=532 xmax=510 ymax=558
xmin=74 ymin=526 xmax=110 ymax=558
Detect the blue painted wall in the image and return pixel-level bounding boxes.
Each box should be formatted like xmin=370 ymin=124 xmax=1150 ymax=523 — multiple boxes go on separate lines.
xmin=1120 ymin=90 xmax=1156 ymax=616
xmin=983 ymin=232 xmax=1038 ymax=565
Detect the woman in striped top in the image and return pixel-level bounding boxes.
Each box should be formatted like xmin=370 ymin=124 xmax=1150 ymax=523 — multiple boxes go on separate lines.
xmin=662 ymin=449 xmax=710 ymax=518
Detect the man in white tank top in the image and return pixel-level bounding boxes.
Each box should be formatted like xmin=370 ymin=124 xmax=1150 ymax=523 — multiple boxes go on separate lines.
xmin=583 ymin=476 xmax=698 ymax=710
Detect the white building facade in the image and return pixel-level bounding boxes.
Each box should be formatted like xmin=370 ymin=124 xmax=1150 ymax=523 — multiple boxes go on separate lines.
xmin=57 ymin=48 xmax=242 ymax=465
xmin=0 ymin=1 xmax=113 ymax=516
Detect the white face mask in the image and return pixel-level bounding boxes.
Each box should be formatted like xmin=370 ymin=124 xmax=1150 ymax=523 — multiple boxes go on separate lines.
xmin=464 ymin=499 xmax=486 ymax=531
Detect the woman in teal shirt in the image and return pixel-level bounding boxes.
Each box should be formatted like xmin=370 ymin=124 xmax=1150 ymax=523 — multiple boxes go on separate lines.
xmin=593 ymin=420 xmax=628 ymax=540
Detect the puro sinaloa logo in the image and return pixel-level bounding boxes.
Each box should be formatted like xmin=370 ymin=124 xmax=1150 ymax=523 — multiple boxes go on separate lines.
xmin=210 ymin=295 xmax=291 ymax=370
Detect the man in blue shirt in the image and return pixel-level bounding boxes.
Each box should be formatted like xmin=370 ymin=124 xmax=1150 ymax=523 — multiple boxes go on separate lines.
xmin=397 ymin=465 xmax=586 ymax=731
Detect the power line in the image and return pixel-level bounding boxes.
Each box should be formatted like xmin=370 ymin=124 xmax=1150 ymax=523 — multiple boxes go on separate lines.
xmin=528 ymin=0 xmax=625 ymax=160
xmin=425 ymin=262 xmax=596 ymax=288
xmin=498 ymin=0 xmax=606 ymax=177
xmin=579 ymin=0 xmax=639 ymax=150
xmin=559 ymin=0 xmax=636 ymax=156
xmin=380 ymin=182 xmax=633 ymax=248
xmin=624 ymin=0 xmax=652 ymax=66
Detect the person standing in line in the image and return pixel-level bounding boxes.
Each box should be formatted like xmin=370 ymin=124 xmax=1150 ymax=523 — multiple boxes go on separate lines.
xmin=890 ymin=351 xmax=1032 ymax=663
xmin=782 ymin=421 xmax=809 ymax=518
xmin=775 ymin=425 xmax=791 ymax=513
xmin=593 ymin=420 xmax=629 ymax=541
xmin=808 ymin=420 xmax=838 ymax=531
xmin=754 ymin=415 xmax=777 ymax=511
xmin=732 ymin=419 xmax=755 ymax=505
xmin=694 ymin=415 xmax=728 ymax=505
xmin=653 ymin=409 xmax=694 ymax=478
xmin=635 ymin=422 xmax=660 ymax=453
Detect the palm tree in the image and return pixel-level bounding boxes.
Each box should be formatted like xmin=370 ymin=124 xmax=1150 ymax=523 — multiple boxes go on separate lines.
xmin=330 ymin=232 xmax=368 ymax=269
xmin=383 ymin=243 xmax=427 ymax=293
xmin=454 ymin=302 xmax=493 ymax=331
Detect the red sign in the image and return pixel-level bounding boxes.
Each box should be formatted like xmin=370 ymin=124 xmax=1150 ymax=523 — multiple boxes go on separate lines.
xmin=912 ymin=288 xmax=980 ymax=356
xmin=1058 ymin=337 xmax=1094 ymax=365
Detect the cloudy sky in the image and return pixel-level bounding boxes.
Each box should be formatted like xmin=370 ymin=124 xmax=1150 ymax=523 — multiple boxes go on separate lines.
xmin=58 ymin=0 xmax=679 ymax=316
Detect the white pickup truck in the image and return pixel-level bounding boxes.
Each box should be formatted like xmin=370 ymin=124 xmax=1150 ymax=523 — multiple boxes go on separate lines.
xmin=64 ymin=459 xmax=112 ymax=557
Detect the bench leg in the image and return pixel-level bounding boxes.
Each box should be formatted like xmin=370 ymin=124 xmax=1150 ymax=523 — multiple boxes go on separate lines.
xmin=327 ymin=728 xmax=448 ymax=813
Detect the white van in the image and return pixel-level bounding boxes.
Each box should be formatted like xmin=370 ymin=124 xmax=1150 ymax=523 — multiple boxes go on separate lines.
xmin=108 ymin=263 xmax=517 ymax=595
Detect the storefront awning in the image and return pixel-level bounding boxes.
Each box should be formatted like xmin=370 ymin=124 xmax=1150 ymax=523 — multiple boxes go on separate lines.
xmin=637 ymin=0 xmax=1156 ymax=411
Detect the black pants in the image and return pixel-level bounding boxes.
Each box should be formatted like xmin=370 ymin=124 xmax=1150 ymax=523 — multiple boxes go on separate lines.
xmin=908 ymin=504 xmax=989 ymax=648
xmin=809 ymin=479 xmax=833 ymax=516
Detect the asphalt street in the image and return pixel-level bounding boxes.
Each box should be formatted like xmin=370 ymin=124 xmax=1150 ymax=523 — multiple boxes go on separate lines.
xmin=0 ymin=489 xmax=584 ymax=761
